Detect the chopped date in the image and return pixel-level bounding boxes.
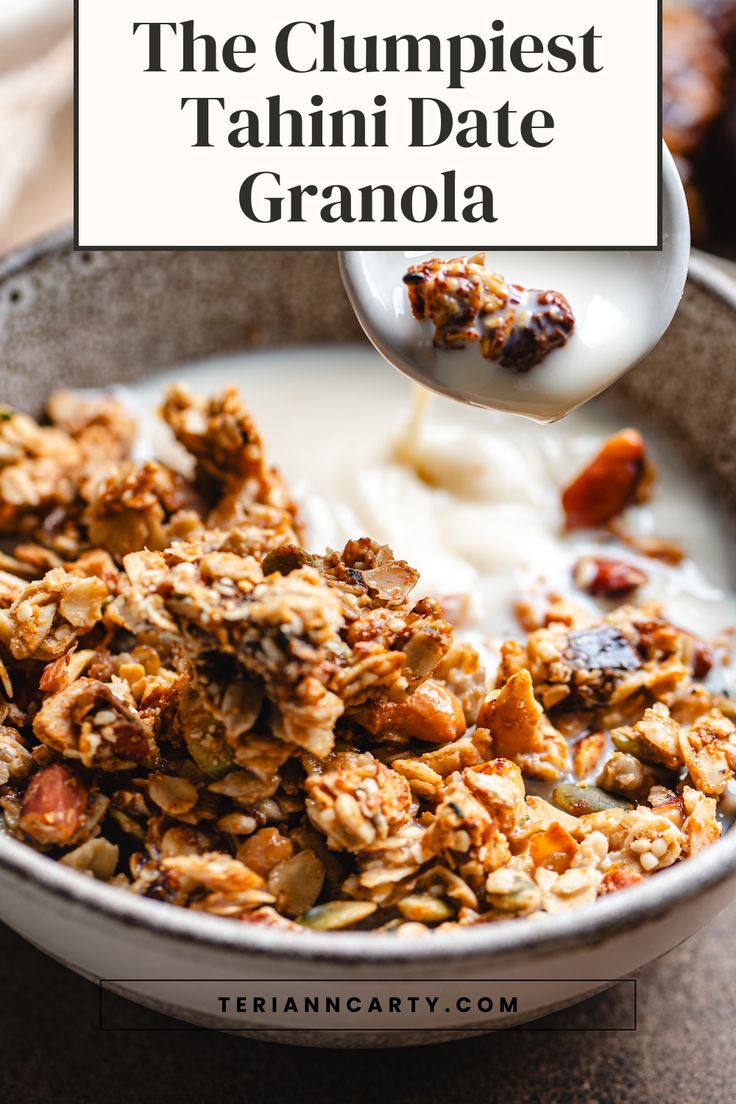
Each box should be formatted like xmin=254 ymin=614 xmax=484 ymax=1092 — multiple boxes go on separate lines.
xmin=697 ymin=0 xmax=736 ymax=62
xmin=663 ymin=6 xmax=729 ymax=155
xmin=692 ymin=640 xmax=714 ymax=680
xmin=566 ymin=625 xmax=642 ymax=673
xmin=562 ymin=429 xmax=650 ymax=531
xmin=572 ymin=556 xmax=648 ymax=599
xmin=495 ymin=287 xmax=575 ymax=372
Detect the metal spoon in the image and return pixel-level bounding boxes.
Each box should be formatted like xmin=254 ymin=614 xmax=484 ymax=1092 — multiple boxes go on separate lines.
xmin=340 ymin=146 xmax=690 ymax=423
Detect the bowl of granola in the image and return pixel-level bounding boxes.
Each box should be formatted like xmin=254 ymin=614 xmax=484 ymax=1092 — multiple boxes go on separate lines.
xmin=0 ymin=233 xmax=735 ymax=1046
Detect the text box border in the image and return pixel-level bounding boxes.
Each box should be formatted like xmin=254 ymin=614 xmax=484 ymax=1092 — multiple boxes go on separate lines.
xmin=73 ymin=0 xmax=663 ymax=251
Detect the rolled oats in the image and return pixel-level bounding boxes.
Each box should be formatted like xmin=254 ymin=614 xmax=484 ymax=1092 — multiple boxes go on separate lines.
xmin=0 ymin=383 xmax=729 ymax=933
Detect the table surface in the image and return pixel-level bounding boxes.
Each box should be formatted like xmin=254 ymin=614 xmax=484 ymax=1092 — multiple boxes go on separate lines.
xmin=2 ymin=899 xmax=734 ymax=1104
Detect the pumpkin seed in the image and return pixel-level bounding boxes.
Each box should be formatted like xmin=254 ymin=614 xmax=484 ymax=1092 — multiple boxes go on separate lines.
xmin=262 ymin=545 xmax=316 ymax=577
xmin=611 ymin=730 xmax=649 ymax=759
xmin=184 ymin=731 xmax=233 ymax=779
xmin=148 ymin=773 xmax=199 ymax=816
xmin=397 ymin=894 xmax=454 ymax=924
xmin=553 ymin=783 xmax=632 ymax=816
xmin=485 ymin=869 xmax=541 ymax=913
xmin=297 ymin=900 xmax=378 ymax=930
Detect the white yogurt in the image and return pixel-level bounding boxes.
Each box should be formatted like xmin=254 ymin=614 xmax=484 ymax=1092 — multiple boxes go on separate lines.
xmin=127 ymin=344 xmax=736 ymax=679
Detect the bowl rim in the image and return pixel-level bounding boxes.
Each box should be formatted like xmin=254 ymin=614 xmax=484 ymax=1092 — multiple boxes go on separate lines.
xmin=0 ymin=230 xmax=735 ymax=967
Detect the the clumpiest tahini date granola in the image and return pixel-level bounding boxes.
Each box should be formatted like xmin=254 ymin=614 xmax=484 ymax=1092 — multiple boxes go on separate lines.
xmin=0 ymin=384 xmax=732 ymax=935
xmin=403 ymin=252 xmax=576 ymax=372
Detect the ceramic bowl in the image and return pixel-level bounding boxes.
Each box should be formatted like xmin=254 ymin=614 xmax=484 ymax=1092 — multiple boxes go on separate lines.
xmin=0 ymin=232 xmax=735 ymax=1047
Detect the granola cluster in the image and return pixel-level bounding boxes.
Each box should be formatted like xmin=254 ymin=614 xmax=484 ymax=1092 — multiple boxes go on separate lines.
xmin=0 ymin=387 xmax=731 ymax=935
xmin=403 ymin=253 xmax=575 ymax=372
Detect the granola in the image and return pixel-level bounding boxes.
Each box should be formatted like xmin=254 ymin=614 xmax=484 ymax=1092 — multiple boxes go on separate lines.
xmin=0 ymin=385 xmax=732 ymax=936
xmin=403 ymin=253 xmax=575 ymax=371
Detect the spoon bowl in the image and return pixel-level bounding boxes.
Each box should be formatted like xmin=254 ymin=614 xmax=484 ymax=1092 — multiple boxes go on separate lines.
xmin=340 ymin=146 xmax=690 ymax=422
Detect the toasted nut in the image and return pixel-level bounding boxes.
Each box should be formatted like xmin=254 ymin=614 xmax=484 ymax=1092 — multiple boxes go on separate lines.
xmin=298 ymin=901 xmax=377 ymax=930
xmin=553 ymin=783 xmax=632 ymax=817
xmin=678 ymin=708 xmax=736 ymax=796
xmin=510 ymin=795 xmax=581 ymax=846
xmin=162 ymin=851 xmax=265 ymax=892
xmin=477 ymin=669 xmax=544 ymax=759
xmin=267 ymin=849 xmax=325 ymax=917
xmin=597 ymin=752 xmax=646 ymax=794
xmin=572 ymin=556 xmax=648 ymax=599
xmin=397 ymin=894 xmax=454 ymax=924
xmin=0 ymin=726 xmax=32 ymax=785
xmin=572 ymin=732 xmax=606 ymax=779
xmin=33 ymin=677 xmax=159 ymax=771
xmin=599 ymin=867 xmax=643 ymax=894
xmin=613 ymin=703 xmax=682 ymax=770
xmin=682 ymin=786 xmax=720 ymax=855
xmin=148 ymin=773 xmax=199 ymax=816
xmin=208 ymin=770 xmax=279 ymax=803
xmin=60 ymin=837 xmax=119 ymax=880
xmin=463 ymin=758 xmax=526 ymax=833
xmin=19 ymin=763 xmax=89 ymax=845
xmin=217 ymin=812 xmax=258 ymax=836
xmin=39 ymin=648 xmax=96 ymax=694
xmin=562 ymin=429 xmax=650 ymax=530
xmin=515 ymin=721 xmax=570 ymax=783
xmin=355 ymin=680 xmax=466 ymax=745
xmin=236 ymin=827 xmax=294 ymax=876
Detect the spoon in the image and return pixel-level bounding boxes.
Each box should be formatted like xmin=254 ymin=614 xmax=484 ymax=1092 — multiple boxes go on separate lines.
xmin=340 ymin=145 xmax=690 ymax=423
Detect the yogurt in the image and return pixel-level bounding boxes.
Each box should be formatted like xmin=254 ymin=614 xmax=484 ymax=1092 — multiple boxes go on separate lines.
xmin=127 ymin=343 xmax=736 ymax=679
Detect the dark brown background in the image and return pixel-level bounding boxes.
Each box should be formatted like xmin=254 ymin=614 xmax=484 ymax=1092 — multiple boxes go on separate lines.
xmin=2 ymin=902 xmax=734 ymax=1104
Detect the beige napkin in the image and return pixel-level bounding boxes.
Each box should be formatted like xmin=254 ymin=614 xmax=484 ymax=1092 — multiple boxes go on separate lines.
xmin=0 ymin=2 xmax=73 ymax=252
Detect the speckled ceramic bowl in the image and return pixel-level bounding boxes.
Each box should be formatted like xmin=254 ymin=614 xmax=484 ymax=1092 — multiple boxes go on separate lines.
xmin=0 ymin=231 xmax=735 ymax=1048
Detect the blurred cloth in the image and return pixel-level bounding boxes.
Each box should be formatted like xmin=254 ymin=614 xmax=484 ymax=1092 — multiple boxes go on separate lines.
xmin=0 ymin=0 xmax=72 ymax=252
